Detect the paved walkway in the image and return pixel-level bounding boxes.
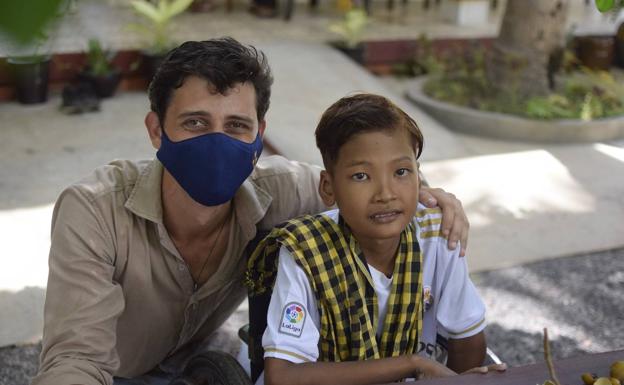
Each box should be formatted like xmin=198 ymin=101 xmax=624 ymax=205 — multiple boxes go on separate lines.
xmin=1 ymin=0 xmax=623 ymax=356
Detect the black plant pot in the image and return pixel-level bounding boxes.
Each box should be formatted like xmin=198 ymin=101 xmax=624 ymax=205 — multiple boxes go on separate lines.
xmin=331 ymin=42 xmax=365 ymax=65
xmin=143 ymin=52 xmax=167 ymax=84
xmin=79 ymin=70 xmax=122 ymax=98
xmin=7 ymin=56 xmax=51 ymax=104
xmin=615 ymin=22 xmax=624 ymax=68
xmin=576 ymin=35 xmax=614 ymax=70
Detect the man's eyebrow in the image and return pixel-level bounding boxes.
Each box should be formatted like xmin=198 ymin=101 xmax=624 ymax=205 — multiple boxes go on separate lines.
xmin=228 ymin=114 xmax=255 ymax=124
xmin=177 ymin=110 xmax=211 ymax=119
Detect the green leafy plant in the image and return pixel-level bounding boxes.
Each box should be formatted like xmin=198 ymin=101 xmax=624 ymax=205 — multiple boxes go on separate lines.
xmin=85 ymin=38 xmax=117 ymax=76
xmin=393 ymin=34 xmax=445 ymax=77
xmin=0 ymin=0 xmax=64 ymax=45
xmin=595 ymin=0 xmax=623 ymax=12
xmin=329 ymin=8 xmax=368 ymax=49
xmin=128 ymin=0 xmax=194 ymax=54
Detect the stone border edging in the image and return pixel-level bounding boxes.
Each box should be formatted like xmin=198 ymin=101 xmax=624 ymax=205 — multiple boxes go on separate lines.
xmin=406 ymin=77 xmax=624 ymax=143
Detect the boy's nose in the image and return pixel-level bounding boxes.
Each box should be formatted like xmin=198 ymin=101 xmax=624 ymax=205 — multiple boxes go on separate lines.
xmin=373 ymin=180 xmax=397 ymax=202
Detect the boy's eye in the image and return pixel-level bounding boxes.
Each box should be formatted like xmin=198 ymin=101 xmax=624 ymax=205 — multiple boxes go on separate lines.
xmin=351 ymin=172 xmax=369 ymax=181
xmin=396 ymin=168 xmax=412 ymax=177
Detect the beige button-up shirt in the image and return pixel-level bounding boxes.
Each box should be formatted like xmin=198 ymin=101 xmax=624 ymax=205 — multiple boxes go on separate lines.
xmin=32 ymin=156 xmax=326 ymax=385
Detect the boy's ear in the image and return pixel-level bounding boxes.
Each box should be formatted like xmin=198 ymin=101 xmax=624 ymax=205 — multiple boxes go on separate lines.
xmin=319 ymin=170 xmax=336 ymax=207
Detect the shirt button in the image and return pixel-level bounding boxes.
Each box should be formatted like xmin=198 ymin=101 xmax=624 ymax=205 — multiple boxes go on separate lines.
xmin=178 ymin=264 xmax=185 ymax=272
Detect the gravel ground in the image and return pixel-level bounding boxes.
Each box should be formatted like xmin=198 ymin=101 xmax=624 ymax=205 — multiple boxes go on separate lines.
xmin=2 ymin=247 xmax=623 ymax=385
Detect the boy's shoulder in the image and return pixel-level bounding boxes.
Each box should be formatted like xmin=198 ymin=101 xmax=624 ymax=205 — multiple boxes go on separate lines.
xmin=413 ymin=203 xmax=444 ymax=242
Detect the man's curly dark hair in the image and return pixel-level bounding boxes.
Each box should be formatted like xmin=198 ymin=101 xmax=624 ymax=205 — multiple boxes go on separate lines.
xmin=148 ymin=37 xmax=273 ymax=124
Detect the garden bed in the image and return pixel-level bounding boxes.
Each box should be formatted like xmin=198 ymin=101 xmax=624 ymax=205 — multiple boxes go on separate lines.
xmin=406 ymin=77 xmax=624 ymax=143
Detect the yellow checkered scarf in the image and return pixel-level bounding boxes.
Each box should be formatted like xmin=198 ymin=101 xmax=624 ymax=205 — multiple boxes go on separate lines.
xmin=246 ymin=214 xmax=423 ymax=361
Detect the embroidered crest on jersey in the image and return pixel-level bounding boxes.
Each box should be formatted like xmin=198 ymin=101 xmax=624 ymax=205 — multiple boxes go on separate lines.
xmin=279 ymin=302 xmax=306 ymax=337
xmin=423 ymin=285 xmax=434 ymax=312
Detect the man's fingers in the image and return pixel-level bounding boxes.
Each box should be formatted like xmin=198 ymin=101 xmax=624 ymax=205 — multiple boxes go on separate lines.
xmin=419 ymin=186 xmax=470 ymax=256
xmin=463 ymin=366 xmax=488 ymax=374
xmin=418 ymin=188 xmax=438 ymax=208
xmin=459 ymin=215 xmax=470 ymax=257
xmin=462 ymin=363 xmax=507 ymax=375
xmin=489 ymin=363 xmax=507 ymax=372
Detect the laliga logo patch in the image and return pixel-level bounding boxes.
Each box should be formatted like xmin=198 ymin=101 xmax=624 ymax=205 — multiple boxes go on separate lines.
xmin=423 ymin=286 xmax=434 ymax=312
xmin=279 ymin=302 xmax=306 ymax=337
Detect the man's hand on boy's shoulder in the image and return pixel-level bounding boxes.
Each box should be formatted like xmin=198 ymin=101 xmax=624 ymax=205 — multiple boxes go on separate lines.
xmin=419 ymin=187 xmax=470 ymax=257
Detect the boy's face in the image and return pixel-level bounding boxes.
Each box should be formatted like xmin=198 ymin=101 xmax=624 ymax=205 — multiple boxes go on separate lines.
xmin=319 ymin=128 xmax=420 ymax=242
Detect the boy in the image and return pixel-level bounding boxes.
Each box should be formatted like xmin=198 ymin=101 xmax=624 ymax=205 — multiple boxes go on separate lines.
xmin=247 ymin=94 xmax=498 ymax=385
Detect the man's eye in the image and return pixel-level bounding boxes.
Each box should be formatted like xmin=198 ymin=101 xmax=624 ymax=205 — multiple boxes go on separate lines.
xmin=396 ymin=168 xmax=412 ymax=176
xmin=351 ymin=173 xmax=368 ymax=181
xmin=183 ymin=119 xmax=206 ymax=129
xmin=227 ymin=121 xmax=250 ymax=130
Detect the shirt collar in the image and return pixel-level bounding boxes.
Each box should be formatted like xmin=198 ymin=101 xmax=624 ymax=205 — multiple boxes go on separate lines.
xmin=125 ymin=159 xmax=273 ymax=238
xmin=125 ymin=159 xmax=164 ymax=224
xmin=233 ymin=178 xmax=272 ymax=240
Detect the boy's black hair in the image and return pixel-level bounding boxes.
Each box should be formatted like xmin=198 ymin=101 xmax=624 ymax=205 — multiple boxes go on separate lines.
xmin=148 ymin=37 xmax=273 ymax=124
xmin=315 ymin=93 xmax=424 ymax=171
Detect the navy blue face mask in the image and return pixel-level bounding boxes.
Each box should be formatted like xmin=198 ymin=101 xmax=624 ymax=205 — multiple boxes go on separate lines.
xmin=157 ymin=130 xmax=263 ymax=206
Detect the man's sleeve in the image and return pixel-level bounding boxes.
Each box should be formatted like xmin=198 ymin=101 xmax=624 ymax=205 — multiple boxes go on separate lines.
xmin=32 ymin=187 xmax=125 ymax=385
xmin=254 ymin=157 xmax=329 ymax=229
xmin=435 ymin=242 xmax=487 ymax=340
xmin=291 ymin=160 xmax=329 ymax=216
xmin=262 ymin=247 xmax=320 ymax=363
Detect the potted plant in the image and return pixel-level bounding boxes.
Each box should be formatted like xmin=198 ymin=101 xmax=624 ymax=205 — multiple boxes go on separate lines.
xmin=128 ymin=0 xmax=194 ymax=81
xmin=6 ymin=30 xmax=52 ymax=105
xmin=7 ymin=54 xmax=51 ymax=104
xmin=329 ymin=8 xmax=368 ymax=64
xmin=78 ymin=38 xmax=121 ymax=98
xmin=4 ymin=2 xmax=70 ymax=105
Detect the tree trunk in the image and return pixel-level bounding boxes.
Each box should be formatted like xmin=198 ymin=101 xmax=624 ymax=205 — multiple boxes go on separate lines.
xmin=486 ymin=0 xmax=570 ymax=97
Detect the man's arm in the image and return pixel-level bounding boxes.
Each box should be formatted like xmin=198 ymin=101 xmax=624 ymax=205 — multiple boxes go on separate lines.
xmin=265 ymin=354 xmax=455 ymax=385
xmin=446 ymin=332 xmax=487 ymax=373
xmin=32 ymin=187 xmax=123 ymax=385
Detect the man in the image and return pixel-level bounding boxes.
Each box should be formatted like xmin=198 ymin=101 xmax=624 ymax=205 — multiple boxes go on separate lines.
xmin=32 ymin=38 xmax=470 ymax=385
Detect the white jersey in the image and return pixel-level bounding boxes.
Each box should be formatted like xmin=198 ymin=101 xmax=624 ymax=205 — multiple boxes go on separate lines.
xmin=262 ymin=205 xmax=486 ymax=366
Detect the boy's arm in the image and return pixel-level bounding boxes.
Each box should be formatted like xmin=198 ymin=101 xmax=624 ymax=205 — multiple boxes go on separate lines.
xmin=265 ymin=354 xmax=455 ymax=385
xmin=429 ymin=229 xmax=487 ymax=373
xmin=446 ymin=331 xmax=487 ymax=373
